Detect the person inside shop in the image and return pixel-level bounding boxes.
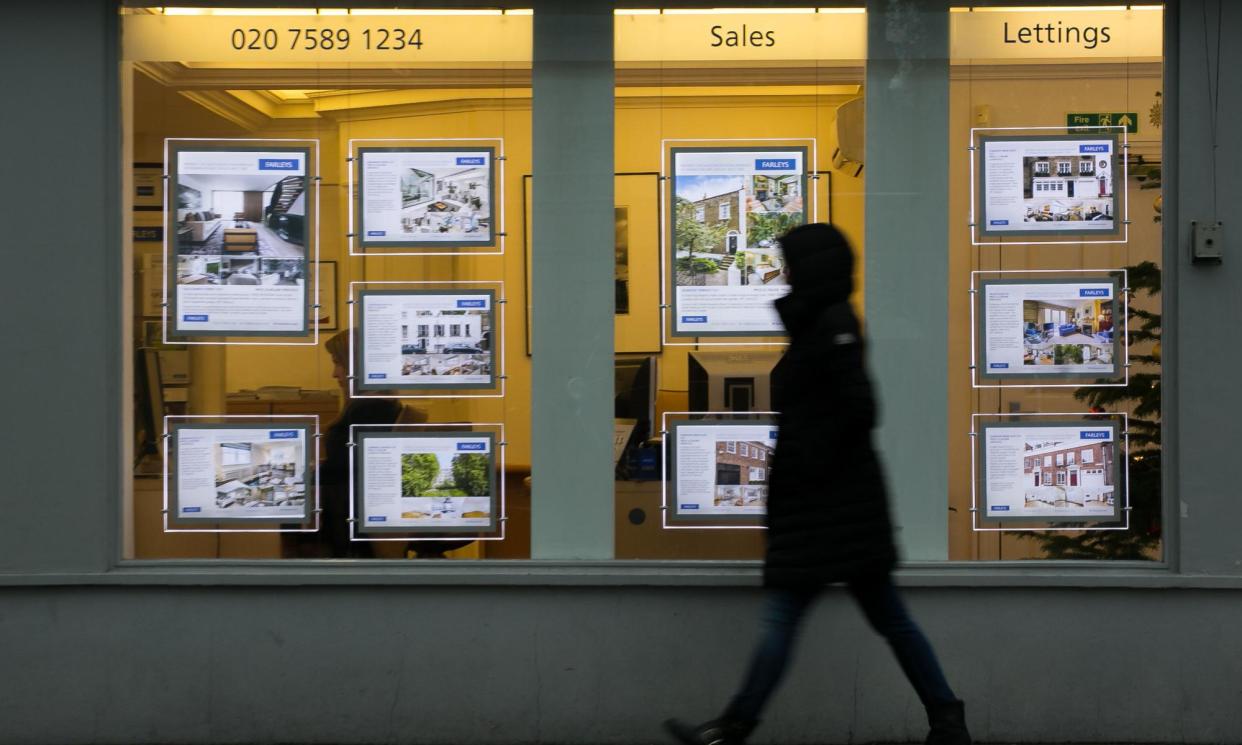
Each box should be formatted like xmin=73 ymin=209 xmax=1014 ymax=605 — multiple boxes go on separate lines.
xmin=664 ymin=223 xmax=971 ymax=745
xmin=281 ymin=329 xmax=410 ymax=559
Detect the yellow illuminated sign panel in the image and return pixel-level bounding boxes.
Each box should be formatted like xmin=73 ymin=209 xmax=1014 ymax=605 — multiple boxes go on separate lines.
xmin=615 ymin=11 xmax=866 ymax=63
xmin=950 ymin=8 xmax=1162 ymax=60
xmin=122 ymin=14 xmax=531 ymax=63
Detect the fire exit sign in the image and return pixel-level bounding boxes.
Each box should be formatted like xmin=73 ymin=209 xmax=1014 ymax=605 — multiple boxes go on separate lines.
xmin=1067 ymin=113 xmax=1138 ymax=134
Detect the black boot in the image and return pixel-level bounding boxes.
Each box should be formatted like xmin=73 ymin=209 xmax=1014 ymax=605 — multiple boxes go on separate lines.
xmin=925 ymin=699 xmax=971 ymax=745
xmin=664 ymin=717 xmax=756 ymax=745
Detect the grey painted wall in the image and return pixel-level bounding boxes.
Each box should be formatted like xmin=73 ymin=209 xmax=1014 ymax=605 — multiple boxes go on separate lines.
xmin=530 ymin=4 xmax=616 ymax=560
xmin=1 ymin=585 xmax=1241 ymax=744
xmin=0 ymin=0 xmax=118 ymax=574
xmin=864 ymin=0 xmax=950 ymax=561
xmin=1173 ymin=1 xmax=1242 ymax=574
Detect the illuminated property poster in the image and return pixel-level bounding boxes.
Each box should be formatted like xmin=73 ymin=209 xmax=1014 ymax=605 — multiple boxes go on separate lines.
xmin=357 ymin=147 xmax=496 ymax=249
xmin=978 ymin=277 xmax=1122 ymax=381
xmin=980 ymin=421 xmax=1121 ymax=524
xmin=977 ymin=134 xmax=1121 ymax=238
xmin=669 ymin=420 xmax=777 ymax=523
xmin=168 ymin=143 xmax=312 ymax=336
xmin=355 ymin=431 xmax=497 ymax=533
xmin=170 ymin=423 xmax=312 ymax=524
xmin=670 ymin=147 xmax=807 ymax=336
xmin=357 ymin=290 xmax=496 ymax=391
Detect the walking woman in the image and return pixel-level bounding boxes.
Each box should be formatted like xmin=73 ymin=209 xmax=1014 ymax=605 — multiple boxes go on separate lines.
xmin=665 ymin=223 xmax=971 ymax=745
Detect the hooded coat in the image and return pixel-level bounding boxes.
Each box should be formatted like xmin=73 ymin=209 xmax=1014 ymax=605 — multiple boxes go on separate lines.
xmin=764 ymin=223 xmax=897 ymax=588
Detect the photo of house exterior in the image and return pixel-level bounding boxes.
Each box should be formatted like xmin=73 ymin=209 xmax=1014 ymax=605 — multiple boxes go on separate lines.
xmin=1019 ymin=152 xmax=1113 ymax=223
xmin=714 ymin=439 xmax=775 ymax=507
xmin=1022 ymin=438 xmax=1115 ymax=509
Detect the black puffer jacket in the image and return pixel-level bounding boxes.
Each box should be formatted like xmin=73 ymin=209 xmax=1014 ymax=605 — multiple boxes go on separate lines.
xmin=763 ymin=223 xmax=897 ymax=588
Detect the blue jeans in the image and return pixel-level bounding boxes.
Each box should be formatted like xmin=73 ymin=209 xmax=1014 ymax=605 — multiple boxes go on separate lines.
xmin=722 ymin=575 xmax=957 ymax=723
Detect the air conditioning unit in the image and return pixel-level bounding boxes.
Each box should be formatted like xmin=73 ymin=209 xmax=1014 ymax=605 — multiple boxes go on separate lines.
xmin=832 ymin=97 xmax=865 ymax=176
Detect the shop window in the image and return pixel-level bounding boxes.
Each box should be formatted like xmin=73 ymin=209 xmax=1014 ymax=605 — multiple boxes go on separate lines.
xmin=954 ymin=5 xmax=1164 ymax=560
xmin=613 ymin=7 xmax=863 ymax=556
xmin=122 ymin=6 xmax=532 ymax=561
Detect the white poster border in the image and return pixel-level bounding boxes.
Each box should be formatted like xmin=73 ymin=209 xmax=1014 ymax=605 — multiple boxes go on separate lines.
xmin=347 ymin=280 xmax=506 ymax=400
xmin=162 ymin=137 xmax=322 ymax=346
xmin=347 ymin=138 xmax=505 ymax=257
xmin=969 ymin=412 xmax=1131 ymax=533
xmin=162 ymin=414 xmax=321 ymax=534
xmin=970 ymin=269 xmax=1131 ymax=389
xmin=969 ymin=125 xmax=1130 ymax=247
xmin=660 ymin=410 xmax=778 ymax=530
xmin=347 ymin=422 xmax=507 ymax=542
xmin=658 ymin=138 xmax=818 ymax=348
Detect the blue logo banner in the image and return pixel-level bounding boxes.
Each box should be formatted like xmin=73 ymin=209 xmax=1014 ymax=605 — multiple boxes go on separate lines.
xmin=1079 ymin=288 xmax=1110 ymax=297
xmin=680 ymin=504 xmax=699 ymax=510
xmin=681 ymin=315 xmax=707 ymax=324
xmin=457 ymin=442 xmax=487 ymax=452
xmin=992 ymin=505 xmax=1010 ymax=512
xmin=259 ymin=158 xmax=300 ymax=171
xmin=183 ymin=314 xmax=208 ymax=322
xmin=989 ymin=219 xmax=1010 ymax=226
xmin=367 ymin=373 xmax=387 ymax=380
xmin=456 ymin=156 xmax=486 ymax=165
xmin=456 ymin=299 xmax=486 ymax=308
xmin=368 ymin=516 xmax=387 ymax=522
xmin=269 ymin=430 xmax=299 ymax=440
xmin=989 ymin=363 xmax=1010 ymax=369
xmin=366 ymin=230 xmax=386 ymax=237
xmin=769 ymin=431 xmax=779 ymax=440
xmin=183 ymin=507 xmax=202 ymax=513
xmin=1079 ymin=144 xmax=1110 ymax=154
xmin=1080 ymin=430 xmax=1110 ymax=440
xmin=754 ymin=159 xmax=796 ymax=171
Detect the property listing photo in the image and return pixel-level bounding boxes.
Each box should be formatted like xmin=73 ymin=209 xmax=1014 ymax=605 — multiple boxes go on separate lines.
xmin=176 ymin=255 xmax=305 ymax=287
xmin=397 ymin=165 xmax=489 ymax=238
xmin=1022 ymin=437 xmax=1115 ymax=512
xmin=713 ymin=438 xmax=774 ymax=508
xmin=174 ymin=165 xmax=307 ymax=258
xmin=1021 ymin=154 xmax=1114 ymax=223
xmin=673 ymin=168 xmax=803 ymax=288
xmin=399 ymin=308 xmax=492 ymax=380
xmin=212 ymin=437 xmax=306 ymax=511
xmin=398 ymin=450 xmax=492 ymax=520
xmin=1023 ymin=295 xmax=1115 ymax=366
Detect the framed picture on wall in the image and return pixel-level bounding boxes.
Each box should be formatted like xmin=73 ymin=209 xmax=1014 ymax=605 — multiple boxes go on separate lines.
xmin=133 ymin=162 xmax=163 ymax=210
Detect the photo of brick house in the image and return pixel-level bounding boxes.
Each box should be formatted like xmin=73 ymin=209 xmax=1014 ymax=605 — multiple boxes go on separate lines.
xmin=1022 ymin=437 xmax=1115 ymax=510
xmin=714 ymin=439 xmax=775 ymax=507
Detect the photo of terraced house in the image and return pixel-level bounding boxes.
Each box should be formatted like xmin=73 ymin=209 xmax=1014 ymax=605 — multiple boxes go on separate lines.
xmin=713 ymin=439 xmax=774 ymax=508
xmin=1021 ymin=437 xmax=1115 ymax=512
xmin=398 ymin=307 xmax=492 ymax=381
xmin=673 ymin=170 xmax=804 ymax=288
xmin=1020 ymin=152 xmax=1113 ymax=224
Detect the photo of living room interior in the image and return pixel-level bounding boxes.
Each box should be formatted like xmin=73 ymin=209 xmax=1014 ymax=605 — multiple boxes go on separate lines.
xmin=1021 ymin=295 xmax=1115 ymax=365
xmin=176 ymin=255 xmax=304 ymax=286
xmin=212 ymin=438 xmax=305 ymax=510
xmin=175 ymin=170 xmax=306 ymax=257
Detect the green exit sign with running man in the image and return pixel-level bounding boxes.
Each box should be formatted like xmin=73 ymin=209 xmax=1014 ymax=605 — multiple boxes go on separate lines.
xmin=1067 ymin=112 xmax=1138 ymax=134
